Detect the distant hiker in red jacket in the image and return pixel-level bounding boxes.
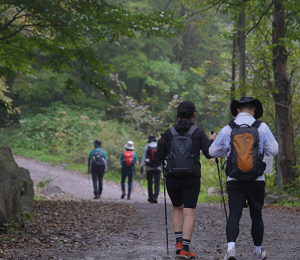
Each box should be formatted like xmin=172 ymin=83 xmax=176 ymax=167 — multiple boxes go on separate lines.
xmin=119 ymin=141 xmax=139 ymax=200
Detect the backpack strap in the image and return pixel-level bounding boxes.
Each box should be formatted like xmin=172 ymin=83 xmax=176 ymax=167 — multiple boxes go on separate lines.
xmin=228 ymin=119 xmax=238 ymax=129
xmin=187 ymin=125 xmax=197 ymax=136
xmin=93 ymin=149 xmax=102 ymax=157
xmin=170 ymin=126 xmax=179 ymax=137
xmin=252 ymin=120 xmax=262 ymax=129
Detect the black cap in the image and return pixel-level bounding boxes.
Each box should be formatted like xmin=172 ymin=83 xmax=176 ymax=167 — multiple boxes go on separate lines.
xmin=177 ymin=101 xmax=196 ymax=119
xmin=230 ymin=97 xmax=263 ymax=119
xmin=93 ymin=139 xmax=102 ymax=147
xmin=147 ymin=136 xmax=157 ymax=142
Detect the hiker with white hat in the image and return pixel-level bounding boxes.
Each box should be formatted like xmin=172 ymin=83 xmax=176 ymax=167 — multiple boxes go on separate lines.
xmin=119 ymin=141 xmax=139 ymax=200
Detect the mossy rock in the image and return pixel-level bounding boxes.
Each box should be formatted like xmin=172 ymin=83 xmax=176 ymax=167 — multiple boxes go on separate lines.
xmin=0 ymin=147 xmax=34 ymax=232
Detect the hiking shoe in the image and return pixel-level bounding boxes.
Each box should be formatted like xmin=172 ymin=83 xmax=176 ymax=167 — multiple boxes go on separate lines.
xmin=253 ymin=250 xmax=267 ymax=260
xmin=179 ymin=249 xmax=195 ymax=259
xmin=223 ymin=248 xmax=236 ymax=260
xmin=121 ymin=193 xmax=126 ymax=199
xmin=148 ymin=198 xmax=158 ymax=203
xmin=176 ymin=242 xmax=183 ymax=254
xmin=94 ymin=195 xmax=99 ymax=199
xmin=127 ymin=194 xmax=131 ymax=200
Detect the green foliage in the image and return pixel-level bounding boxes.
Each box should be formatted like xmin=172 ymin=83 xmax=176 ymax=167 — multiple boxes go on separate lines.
xmin=282 ymin=179 xmax=300 ymax=198
xmin=37 ymin=178 xmax=54 ymax=189
xmin=0 ymin=223 xmax=20 ymax=235
xmin=0 ymin=102 xmax=147 ymax=171
xmin=0 ymin=102 xmax=226 ymax=200
xmin=0 ymin=0 xmax=183 ymax=111
xmin=198 ymin=192 xmax=227 ymax=204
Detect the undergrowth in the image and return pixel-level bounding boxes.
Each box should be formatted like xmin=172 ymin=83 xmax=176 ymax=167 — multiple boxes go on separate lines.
xmin=0 ymin=102 xmax=289 ymax=204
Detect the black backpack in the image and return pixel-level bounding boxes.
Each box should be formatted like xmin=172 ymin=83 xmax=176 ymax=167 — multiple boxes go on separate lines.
xmin=146 ymin=146 xmax=161 ymax=167
xmin=167 ymin=125 xmax=198 ymax=178
xmin=226 ymin=120 xmax=266 ymax=181
xmin=92 ymin=150 xmax=106 ymax=169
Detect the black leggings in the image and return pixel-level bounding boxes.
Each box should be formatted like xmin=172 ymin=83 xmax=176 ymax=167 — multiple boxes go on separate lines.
xmin=226 ymin=181 xmax=265 ymax=246
xmin=166 ymin=175 xmax=200 ymax=209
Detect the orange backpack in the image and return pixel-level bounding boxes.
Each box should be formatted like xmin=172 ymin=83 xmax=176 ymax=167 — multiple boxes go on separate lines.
xmin=226 ymin=120 xmax=266 ymax=181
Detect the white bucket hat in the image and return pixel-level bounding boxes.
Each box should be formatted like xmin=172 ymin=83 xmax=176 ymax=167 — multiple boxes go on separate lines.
xmin=125 ymin=141 xmax=134 ymax=150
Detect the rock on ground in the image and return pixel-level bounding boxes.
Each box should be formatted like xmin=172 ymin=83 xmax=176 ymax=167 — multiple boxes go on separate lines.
xmin=0 ymin=148 xmax=34 ymax=231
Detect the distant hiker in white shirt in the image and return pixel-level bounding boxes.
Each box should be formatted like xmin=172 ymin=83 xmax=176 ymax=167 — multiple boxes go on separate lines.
xmin=209 ymin=97 xmax=278 ymax=260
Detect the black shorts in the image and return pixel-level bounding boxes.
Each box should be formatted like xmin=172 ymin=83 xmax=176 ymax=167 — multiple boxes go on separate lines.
xmin=227 ymin=181 xmax=265 ymax=211
xmin=166 ymin=175 xmax=200 ymax=209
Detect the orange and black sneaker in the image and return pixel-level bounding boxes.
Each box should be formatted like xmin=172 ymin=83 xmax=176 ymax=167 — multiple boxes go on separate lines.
xmin=176 ymin=242 xmax=183 ymax=254
xmin=179 ymin=249 xmax=195 ymax=259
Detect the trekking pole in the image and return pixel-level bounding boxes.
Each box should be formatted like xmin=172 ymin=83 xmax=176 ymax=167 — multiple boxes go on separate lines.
xmin=162 ymin=159 xmax=169 ymax=255
xmin=211 ymin=131 xmax=228 ymax=221
xmin=215 ymin=157 xmax=228 ymax=221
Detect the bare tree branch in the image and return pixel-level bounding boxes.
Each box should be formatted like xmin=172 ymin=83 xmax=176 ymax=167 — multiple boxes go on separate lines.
xmin=0 ymin=22 xmax=27 ymax=41
xmin=0 ymin=8 xmax=25 ymax=33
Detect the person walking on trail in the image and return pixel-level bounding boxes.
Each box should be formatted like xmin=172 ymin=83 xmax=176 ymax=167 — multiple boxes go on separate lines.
xmin=141 ymin=135 xmax=161 ymax=204
xmin=120 ymin=141 xmax=139 ymax=200
xmin=157 ymin=101 xmax=214 ymax=260
xmin=88 ymin=139 xmax=107 ymax=199
xmin=209 ymin=97 xmax=279 ymax=260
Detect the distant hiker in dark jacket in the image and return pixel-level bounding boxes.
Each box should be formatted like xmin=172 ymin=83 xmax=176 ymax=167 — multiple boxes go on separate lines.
xmin=119 ymin=141 xmax=139 ymax=200
xmin=157 ymin=101 xmax=214 ymax=259
xmin=141 ymin=135 xmax=161 ymax=203
xmin=88 ymin=139 xmax=107 ymax=199
xmin=209 ymin=97 xmax=278 ymax=260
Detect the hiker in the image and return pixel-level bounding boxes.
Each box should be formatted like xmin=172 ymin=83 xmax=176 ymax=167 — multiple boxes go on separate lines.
xmin=141 ymin=135 xmax=161 ymax=203
xmin=88 ymin=139 xmax=108 ymax=199
xmin=120 ymin=141 xmax=139 ymax=200
xmin=157 ymin=101 xmax=214 ymax=259
xmin=209 ymin=97 xmax=279 ymax=260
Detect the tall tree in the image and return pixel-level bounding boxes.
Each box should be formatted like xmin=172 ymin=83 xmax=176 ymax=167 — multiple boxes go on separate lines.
xmin=183 ymin=0 xmax=300 ymax=186
xmin=272 ymin=0 xmax=294 ymax=185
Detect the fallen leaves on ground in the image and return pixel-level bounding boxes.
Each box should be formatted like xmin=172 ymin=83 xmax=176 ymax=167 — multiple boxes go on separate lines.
xmin=0 ymin=200 xmax=137 ymax=259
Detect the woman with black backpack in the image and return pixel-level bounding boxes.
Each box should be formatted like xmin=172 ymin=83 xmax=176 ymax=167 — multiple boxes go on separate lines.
xmin=157 ymin=101 xmax=215 ymax=259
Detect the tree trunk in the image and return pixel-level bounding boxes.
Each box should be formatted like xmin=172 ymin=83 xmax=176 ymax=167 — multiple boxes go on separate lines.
xmin=272 ymin=0 xmax=295 ymax=186
xmin=239 ymin=11 xmax=246 ymax=97
xmin=231 ymin=37 xmax=236 ymax=101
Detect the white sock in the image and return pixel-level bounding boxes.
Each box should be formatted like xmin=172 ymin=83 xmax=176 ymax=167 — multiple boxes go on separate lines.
xmin=227 ymin=242 xmax=235 ymax=252
xmin=254 ymin=245 xmax=262 ymax=253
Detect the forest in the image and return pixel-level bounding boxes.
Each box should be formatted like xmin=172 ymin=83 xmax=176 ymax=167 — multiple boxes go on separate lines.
xmin=0 ymin=0 xmax=300 ymax=196
xmin=1 ymin=1 xmax=300 ymax=260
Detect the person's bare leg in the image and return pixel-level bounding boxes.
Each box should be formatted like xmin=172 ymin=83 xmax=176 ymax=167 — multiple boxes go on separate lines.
xmin=182 ymin=208 xmax=195 ymax=240
xmin=172 ymin=205 xmax=184 ymax=232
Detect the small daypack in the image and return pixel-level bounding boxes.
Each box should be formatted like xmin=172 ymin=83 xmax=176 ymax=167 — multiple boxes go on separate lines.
xmin=226 ymin=119 xmax=266 ymax=181
xmin=167 ymin=125 xmax=198 ymax=178
xmin=93 ymin=150 xmax=106 ymax=169
xmin=123 ymin=151 xmax=134 ymax=168
xmin=146 ymin=146 xmax=161 ymax=167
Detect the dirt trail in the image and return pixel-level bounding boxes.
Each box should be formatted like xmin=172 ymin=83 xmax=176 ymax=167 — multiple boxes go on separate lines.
xmin=9 ymin=156 xmax=300 ymax=260
xmin=14 ymin=155 xmax=168 ymax=203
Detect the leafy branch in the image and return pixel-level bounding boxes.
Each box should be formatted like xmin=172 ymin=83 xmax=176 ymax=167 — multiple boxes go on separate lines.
xmin=109 ymin=74 xmax=183 ymax=135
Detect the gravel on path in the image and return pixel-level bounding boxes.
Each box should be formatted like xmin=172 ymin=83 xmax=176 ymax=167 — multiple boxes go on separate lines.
xmin=4 ymin=156 xmax=300 ymax=260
